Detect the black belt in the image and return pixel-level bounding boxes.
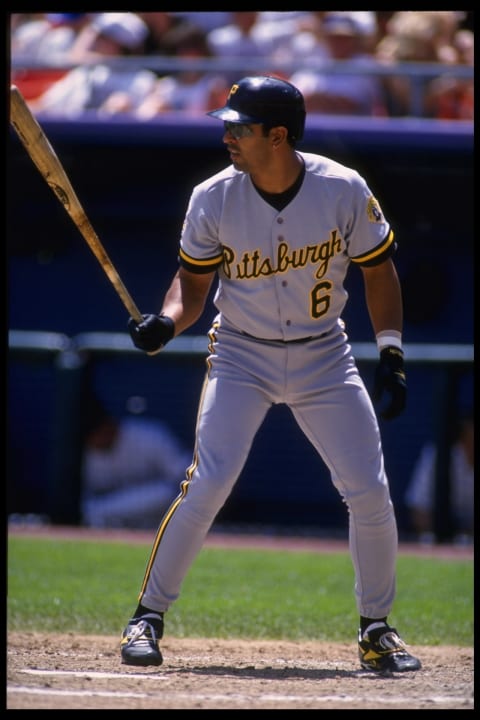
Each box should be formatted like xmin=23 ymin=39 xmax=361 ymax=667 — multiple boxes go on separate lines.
xmin=241 ymin=331 xmax=329 ymax=344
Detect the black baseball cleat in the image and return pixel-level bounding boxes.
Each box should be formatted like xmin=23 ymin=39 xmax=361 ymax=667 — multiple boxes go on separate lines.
xmin=358 ymin=622 xmax=422 ymax=673
xmin=120 ymin=616 xmax=163 ymax=666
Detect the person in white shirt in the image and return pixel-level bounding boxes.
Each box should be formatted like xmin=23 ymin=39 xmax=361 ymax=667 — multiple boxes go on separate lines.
xmin=81 ymin=398 xmax=191 ymax=529
xmin=11 ymin=13 xmax=92 ymax=63
xmin=28 ymin=13 xmax=157 ymax=118
xmin=289 ymin=12 xmax=386 ymax=116
xmin=404 ymin=410 xmax=474 ymax=541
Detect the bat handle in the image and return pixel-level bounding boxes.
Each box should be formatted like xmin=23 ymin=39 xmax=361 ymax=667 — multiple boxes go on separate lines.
xmin=127 ymin=306 xmax=144 ymax=324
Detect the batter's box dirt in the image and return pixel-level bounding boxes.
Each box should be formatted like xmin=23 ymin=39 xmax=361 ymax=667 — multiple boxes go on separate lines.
xmin=7 ymin=632 xmax=473 ymax=710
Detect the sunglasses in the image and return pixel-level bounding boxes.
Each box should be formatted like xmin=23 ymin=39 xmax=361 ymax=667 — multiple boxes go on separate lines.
xmin=223 ymin=121 xmax=254 ymax=139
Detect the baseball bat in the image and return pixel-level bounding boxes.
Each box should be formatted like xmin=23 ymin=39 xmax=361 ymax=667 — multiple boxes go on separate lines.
xmin=9 ymin=84 xmax=143 ymax=323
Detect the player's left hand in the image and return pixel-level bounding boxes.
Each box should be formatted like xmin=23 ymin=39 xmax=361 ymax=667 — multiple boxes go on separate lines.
xmin=372 ymin=346 xmax=407 ymax=420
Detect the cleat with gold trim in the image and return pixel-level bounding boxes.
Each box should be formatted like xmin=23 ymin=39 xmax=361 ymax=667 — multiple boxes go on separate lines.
xmin=358 ymin=622 xmax=421 ymax=673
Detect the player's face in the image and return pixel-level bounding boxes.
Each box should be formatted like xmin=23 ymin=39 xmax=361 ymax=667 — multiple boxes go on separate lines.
xmin=223 ymin=122 xmax=273 ymax=173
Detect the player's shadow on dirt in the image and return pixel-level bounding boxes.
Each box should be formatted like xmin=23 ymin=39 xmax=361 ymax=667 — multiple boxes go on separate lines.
xmin=169 ymin=666 xmax=389 ymax=680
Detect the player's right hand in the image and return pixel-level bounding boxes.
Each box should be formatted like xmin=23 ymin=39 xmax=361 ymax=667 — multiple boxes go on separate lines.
xmin=128 ymin=313 xmax=175 ymax=355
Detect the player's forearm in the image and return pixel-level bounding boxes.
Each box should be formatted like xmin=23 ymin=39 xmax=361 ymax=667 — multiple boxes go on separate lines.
xmin=161 ymin=268 xmax=214 ymax=336
xmin=361 ymin=260 xmax=403 ymax=336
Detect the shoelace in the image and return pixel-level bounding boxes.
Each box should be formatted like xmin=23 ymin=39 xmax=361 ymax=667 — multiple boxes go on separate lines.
xmin=125 ymin=620 xmax=157 ymax=648
xmin=377 ymin=630 xmax=408 ymax=653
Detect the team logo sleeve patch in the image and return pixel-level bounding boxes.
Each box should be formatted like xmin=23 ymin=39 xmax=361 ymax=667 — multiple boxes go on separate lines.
xmin=367 ymin=196 xmax=383 ymax=223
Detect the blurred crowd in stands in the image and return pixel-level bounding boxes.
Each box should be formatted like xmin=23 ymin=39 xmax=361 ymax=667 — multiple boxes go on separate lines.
xmin=10 ymin=11 xmax=473 ymax=120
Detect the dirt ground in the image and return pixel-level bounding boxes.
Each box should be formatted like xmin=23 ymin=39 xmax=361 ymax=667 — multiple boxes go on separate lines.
xmin=7 ymin=526 xmax=474 ymax=710
xmin=7 ymin=632 xmax=473 ymax=710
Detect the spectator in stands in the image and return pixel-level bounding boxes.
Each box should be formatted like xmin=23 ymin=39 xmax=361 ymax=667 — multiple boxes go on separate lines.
xmin=425 ymin=26 xmax=474 ymax=120
xmin=248 ymin=11 xmax=318 ymax=67
xmin=27 ymin=13 xmax=158 ymax=117
xmin=66 ymin=12 xmax=146 ymax=63
xmin=10 ymin=13 xmax=93 ymax=101
xmin=264 ymin=12 xmax=329 ymax=68
xmin=349 ymin=11 xmax=382 ymax=54
xmin=136 ymin=12 xmax=197 ymax=57
xmin=289 ymin=12 xmax=387 ymax=116
xmin=11 ymin=12 xmax=92 ymax=63
xmin=274 ymin=11 xmax=379 ymax=66
xmin=206 ymin=12 xmax=268 ymax=85
xmin=81 ymin=396 xmax=191 ymax=529
xmin=375 ymin=11 xmax=472 ymax=118
xmin=10 ymin=12 xmax=36 ymax=35
xmin=404 ymin=409 xmax=474 ymax=543
xmin=133 ymin=24 xmax=229 ymax=118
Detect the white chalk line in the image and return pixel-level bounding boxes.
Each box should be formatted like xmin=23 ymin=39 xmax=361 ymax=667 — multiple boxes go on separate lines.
xmin=9 ymin=686 xmax=153 ymax=699
xmin=7 ymin=670 xmax=471 ymax=706
xmin=7 ymin=686 xmax=472 ymax=706
xmin=20 ymin=668 xmax=167 ymax=680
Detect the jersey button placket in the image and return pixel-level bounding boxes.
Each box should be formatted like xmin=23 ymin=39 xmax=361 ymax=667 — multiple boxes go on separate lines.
xmin=275 ymin=217 xmax=291 ymax=335
xmin=278 ymin=215 xmax=289 ymax=380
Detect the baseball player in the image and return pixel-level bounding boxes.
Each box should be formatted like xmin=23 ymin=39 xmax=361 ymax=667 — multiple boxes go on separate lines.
xmin=121 ymin=75 xmax=421 ymax=673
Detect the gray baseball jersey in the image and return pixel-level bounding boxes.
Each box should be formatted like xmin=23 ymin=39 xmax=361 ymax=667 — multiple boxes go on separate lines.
xmin=137 ymin=151 xmax=398 ymax=621
xmin=179 ymin=151 xmax=393 ymax=339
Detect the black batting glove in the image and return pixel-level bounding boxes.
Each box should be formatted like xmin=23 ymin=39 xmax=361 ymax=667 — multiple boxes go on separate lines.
xmin=372 ymin=346 xmax=407 ymax=420
xmin=128 ymin=313 xmax=175 ymax=355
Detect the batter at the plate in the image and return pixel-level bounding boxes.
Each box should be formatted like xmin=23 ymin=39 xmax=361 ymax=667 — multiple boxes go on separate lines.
xmin=122 ymin=75 xmax=422 ymax=674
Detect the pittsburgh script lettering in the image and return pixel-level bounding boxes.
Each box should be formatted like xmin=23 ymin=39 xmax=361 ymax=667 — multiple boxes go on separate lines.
xmin=222 ymin=231 xmax=343 ymax=280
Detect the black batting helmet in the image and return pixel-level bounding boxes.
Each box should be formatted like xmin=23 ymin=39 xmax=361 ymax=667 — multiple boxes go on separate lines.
xmin=207 ymin=75 xmax=306 ymax=141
